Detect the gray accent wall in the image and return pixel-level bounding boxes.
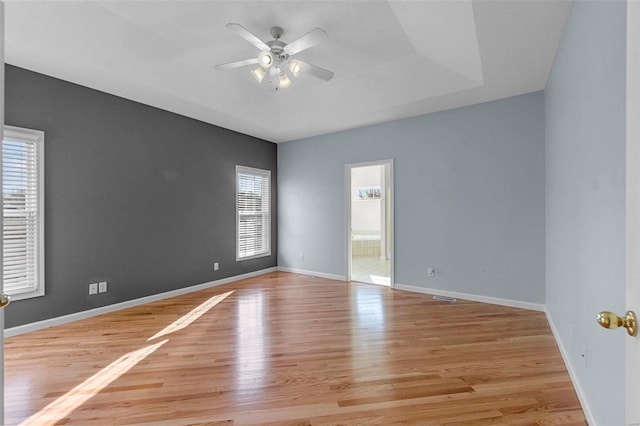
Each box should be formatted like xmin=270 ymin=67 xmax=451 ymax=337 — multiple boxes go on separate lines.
xmin=278 ymin=92 xmax=545 ymax=304
xmin=4 ymin=65 xmax=277 ymax=328
xmin=545 ymin=1 xmax=626 ymax=424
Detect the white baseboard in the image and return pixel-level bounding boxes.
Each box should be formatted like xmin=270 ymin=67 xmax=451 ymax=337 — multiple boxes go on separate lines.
xmin=4 ymin=267 xmax=278 ymax=338
xmin=394 ymin=283 xmax=545 ymax=312
xmin=545 ymin=309 xmax=596 ymax=426
xmin=277 ymin=266 xmax=346 ymax=282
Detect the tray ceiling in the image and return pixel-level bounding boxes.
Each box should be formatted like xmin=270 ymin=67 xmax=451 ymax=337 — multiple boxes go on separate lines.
xmin=4 ymin=1 xmax=572 ymax=143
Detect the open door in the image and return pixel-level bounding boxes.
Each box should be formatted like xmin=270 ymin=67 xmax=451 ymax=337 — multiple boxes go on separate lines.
xmin=346 ymin=159 xmax=394 ymax=287
xmin=626 ymin=1 xmax=640 ymax=423
xmin=1 ymin=2 xmax=6 ymax=422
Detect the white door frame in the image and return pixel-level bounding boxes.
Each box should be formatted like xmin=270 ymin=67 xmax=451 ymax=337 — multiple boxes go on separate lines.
xmin=626 ymin=1 xmax=640 ymax=424
xmin=1 ymin=1 xmax=6 ymax=422
xmin=345 ymin=159 xmax=394 ymax=287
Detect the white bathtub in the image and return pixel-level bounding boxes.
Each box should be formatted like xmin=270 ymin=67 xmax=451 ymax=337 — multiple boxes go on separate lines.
xmin=352 ymin=232 xmax=381 ymax=256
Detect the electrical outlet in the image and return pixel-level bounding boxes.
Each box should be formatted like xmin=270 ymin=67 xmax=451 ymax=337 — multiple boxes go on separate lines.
xmin=428 ymin=267 xmax=435 ymax=277
xmin=98 ymin=281 xmax=107 ymax=293
xmin=214 ymin=262 xmax=219 ymax=271
xmin=88 ymin=283 xmax=98 ymax=295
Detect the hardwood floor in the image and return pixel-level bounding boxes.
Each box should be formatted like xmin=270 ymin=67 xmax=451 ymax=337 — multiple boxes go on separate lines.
xmin=4 ymin=272 xmax=586 ymax=425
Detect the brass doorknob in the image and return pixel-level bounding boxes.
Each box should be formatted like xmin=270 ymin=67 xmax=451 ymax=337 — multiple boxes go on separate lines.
xmin=0 ymin=294 xmax=10 ymax=308
xmin=597 ymin=310 xmax=637 ymax=337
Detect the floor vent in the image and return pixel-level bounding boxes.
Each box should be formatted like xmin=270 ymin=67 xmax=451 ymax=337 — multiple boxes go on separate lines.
xmin=433 ymin=295 xmax=457 ymax=303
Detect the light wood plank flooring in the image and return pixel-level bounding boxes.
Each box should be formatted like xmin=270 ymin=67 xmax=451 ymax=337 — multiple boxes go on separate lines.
xmin=5 ymin=272 xmax=585 ymax=425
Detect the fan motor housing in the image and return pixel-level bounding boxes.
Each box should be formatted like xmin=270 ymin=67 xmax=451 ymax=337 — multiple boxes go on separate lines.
xmin=266 ymin=40 xmax=287 ymax=60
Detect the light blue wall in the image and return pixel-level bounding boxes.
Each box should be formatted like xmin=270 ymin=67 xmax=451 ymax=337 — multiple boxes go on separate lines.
xmin=545 ymin=1 xmax=626 ymax=425
xmin=279 ymin=92 xmax=545 ymax=304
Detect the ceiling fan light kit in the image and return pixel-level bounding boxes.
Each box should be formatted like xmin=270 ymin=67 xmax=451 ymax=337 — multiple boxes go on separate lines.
xmin=279 ymin=72 xmax=292 ymax=88
xmin=258 ymin=51 xmax=274 ymax=69
xmin=216 ymin=23 xmax=334 ymax=91
xmin=251 ymin=67 xmax=267 ymax=83
xmin=289 ymin=61 xmax=302 ymax=78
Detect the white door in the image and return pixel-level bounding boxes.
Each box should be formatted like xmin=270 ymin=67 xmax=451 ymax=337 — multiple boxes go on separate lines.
xmin=626 ymin=1 xmax=640 ymax=424
xmin=1 ymin=2 xmax=6 ymax=422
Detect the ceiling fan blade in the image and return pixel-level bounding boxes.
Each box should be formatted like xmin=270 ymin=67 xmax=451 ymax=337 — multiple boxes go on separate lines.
xmin=284 ymin=28 xmax=328 ymax=55
xmin=215 ymin=57 xmax=259 ymax=70
xmin=226 ymin=23 xmax=270 ymax=51
xmin=296 ymin=60 xmax=335 ymax=82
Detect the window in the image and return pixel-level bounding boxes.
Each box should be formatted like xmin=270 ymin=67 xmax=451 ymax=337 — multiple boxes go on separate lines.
xmin=236 ymin=165 xmax=271 ymax=261
xmin=3 ymin=126 xmax=45 ymax=300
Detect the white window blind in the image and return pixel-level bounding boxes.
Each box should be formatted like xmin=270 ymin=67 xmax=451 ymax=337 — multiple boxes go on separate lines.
xmin=236 ymin=166 xmax=271 ymax=261
xmin=3 ymin=126 xmax=45 ymax=299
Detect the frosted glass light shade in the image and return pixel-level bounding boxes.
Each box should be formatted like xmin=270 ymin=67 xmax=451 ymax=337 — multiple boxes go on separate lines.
xmin=251 ymin=67 xmax=267 ymax=83
xmin=278 ymin=71 xmax=292 ymax=88
xmin=288 ymin=61 xmax=302 ymax=78
xmin=258 ymin=51 xmax=274 ymax=69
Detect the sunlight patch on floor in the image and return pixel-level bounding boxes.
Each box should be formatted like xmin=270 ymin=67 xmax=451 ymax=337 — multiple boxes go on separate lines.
xmin=148 ymin=290 xmax=234 ymax=340
xmin=369 ymin=275 xmax=390 ymax=286
xmin=20 ymin=339 xmax=168 ymax=426
xmin=18 ymin=290 xmax=234 ymax=425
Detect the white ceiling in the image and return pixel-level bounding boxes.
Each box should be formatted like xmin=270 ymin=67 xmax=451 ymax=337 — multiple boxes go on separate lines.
xmin=4 ymin=1 xmax=572 ymax=143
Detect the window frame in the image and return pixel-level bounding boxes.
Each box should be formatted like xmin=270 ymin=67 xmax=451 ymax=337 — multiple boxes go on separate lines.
xmin=236 ymin=165 xmax=271 ymax=262
xmin=2 ymin=125 xmax=45 ymax=300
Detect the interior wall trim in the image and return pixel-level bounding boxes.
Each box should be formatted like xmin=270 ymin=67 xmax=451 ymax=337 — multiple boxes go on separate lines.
xmin=545 ymin=309 xmax=597 ymax=426
xmin=394 ymin=283 xmax=545 ymax=312
xmin=4 ymin=267 xmax=277 ymax=338
xmin=277 ymin=267 xmax=346 ymax=282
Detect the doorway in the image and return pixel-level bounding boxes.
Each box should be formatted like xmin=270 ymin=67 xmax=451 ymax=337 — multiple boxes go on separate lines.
xmin=346 ymin=160 xmax=393 ymax=287
xmin=626 ymin=0 xmax=640 ymax=422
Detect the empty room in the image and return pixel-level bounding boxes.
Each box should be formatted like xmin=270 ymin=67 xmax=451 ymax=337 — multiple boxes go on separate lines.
xmin=0 ymin=0 xmax=638 ymax=424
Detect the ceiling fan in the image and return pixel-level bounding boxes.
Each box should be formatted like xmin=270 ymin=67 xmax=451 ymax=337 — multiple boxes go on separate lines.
xmin=216 ymin=23 xmax=335 ymax=91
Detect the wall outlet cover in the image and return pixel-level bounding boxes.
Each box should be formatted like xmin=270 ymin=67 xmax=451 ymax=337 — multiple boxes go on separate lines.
xmin=89 ymin=283 xmax=98 ymax=295
xmin=98 ymin=281 xmax=107 ymax=293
